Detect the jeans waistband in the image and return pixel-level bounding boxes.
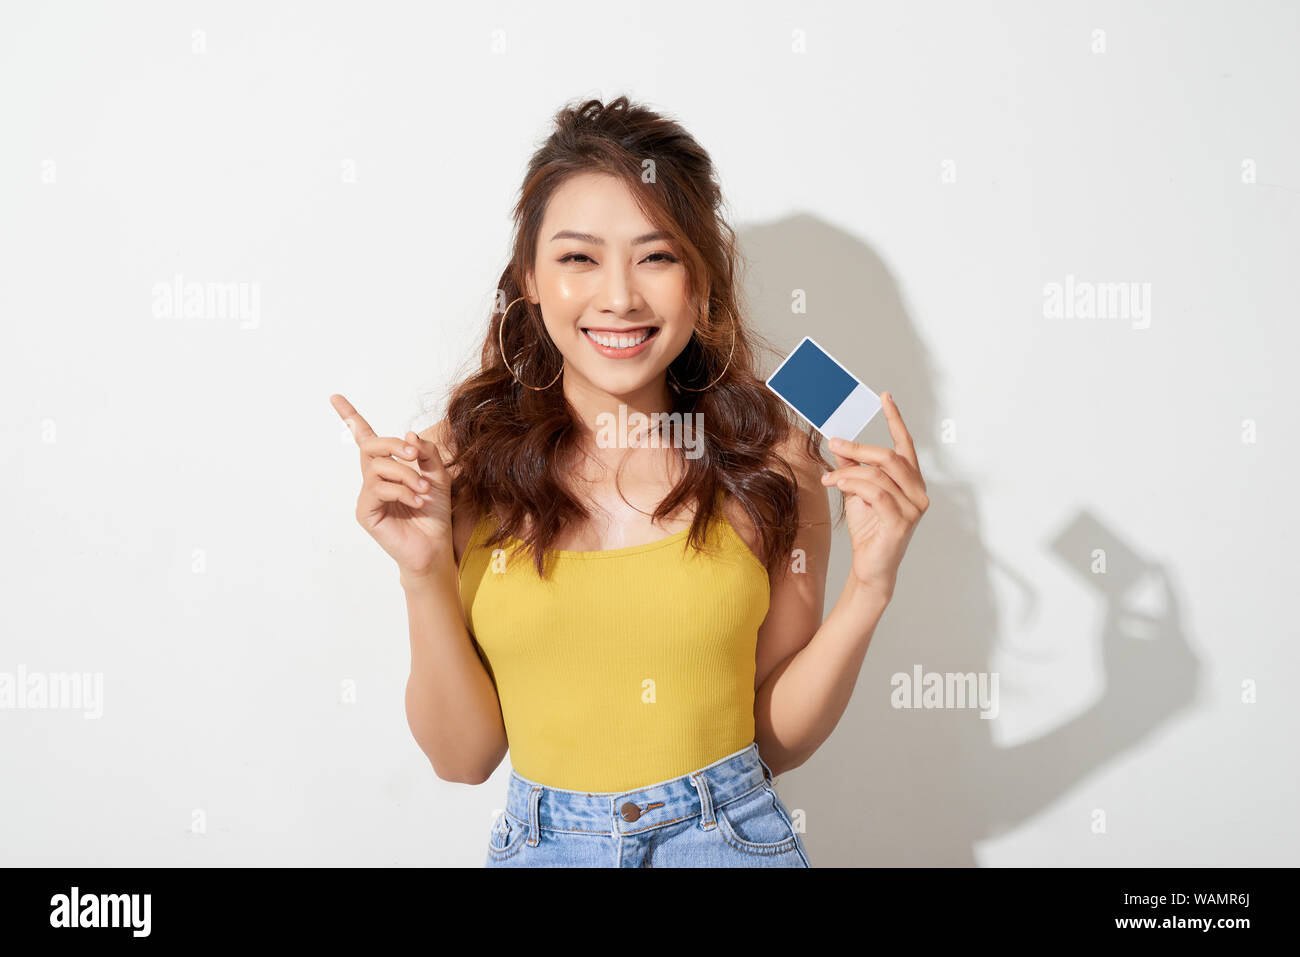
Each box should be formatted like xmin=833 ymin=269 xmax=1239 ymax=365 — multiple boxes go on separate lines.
xmin=502 ymin=742 xmax=775 ymax=841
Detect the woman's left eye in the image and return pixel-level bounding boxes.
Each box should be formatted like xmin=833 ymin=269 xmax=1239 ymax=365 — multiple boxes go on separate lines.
xmin=645 ymin=252 xmax=678 ymax=263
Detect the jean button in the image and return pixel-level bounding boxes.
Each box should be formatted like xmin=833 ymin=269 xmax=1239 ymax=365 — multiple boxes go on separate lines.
xmin=620 ymin=801 xmax=642 ymax=822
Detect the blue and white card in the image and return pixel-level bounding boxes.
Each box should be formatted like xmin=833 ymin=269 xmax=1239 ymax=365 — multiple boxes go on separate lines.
xmin=765 ymin=336 xmax=882 ymax=442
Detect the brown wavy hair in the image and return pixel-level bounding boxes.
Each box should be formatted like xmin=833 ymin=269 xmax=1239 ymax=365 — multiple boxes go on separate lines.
xmin=442 ymin=95 xmax=834 ymax=579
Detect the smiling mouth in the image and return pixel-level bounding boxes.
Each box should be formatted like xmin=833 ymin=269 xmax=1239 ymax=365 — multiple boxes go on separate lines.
xmin=581 ymin=327 xmax=659 ymax=349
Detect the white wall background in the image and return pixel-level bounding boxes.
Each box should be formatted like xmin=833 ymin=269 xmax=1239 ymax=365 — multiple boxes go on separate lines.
xmin=2 ymin=0 xmax=1296 ymax=866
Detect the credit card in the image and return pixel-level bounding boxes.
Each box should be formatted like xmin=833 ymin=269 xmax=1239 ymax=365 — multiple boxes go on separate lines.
xmin=765 ymin=336 xmax=882 ymax=442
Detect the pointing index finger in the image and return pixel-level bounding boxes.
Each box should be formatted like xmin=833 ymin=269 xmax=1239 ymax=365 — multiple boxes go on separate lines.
xmin=330 ymin=393 xmax=376 ymax=445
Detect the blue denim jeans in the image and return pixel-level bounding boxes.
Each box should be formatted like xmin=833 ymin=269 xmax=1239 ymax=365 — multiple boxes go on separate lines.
xmin=485 ymin=741 xmax=811 ymax=867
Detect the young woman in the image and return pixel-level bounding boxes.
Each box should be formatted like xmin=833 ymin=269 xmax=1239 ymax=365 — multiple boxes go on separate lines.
xmin=330 ymin=96 xmax=928 ymax=867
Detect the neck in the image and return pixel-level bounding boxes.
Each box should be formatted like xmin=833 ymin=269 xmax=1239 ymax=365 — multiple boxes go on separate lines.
xmin=561 ymin=371 xmax=675 ymax=446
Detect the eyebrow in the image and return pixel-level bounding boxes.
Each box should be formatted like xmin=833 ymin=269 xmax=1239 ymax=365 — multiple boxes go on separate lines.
xmin=548 ymin=229 xmax=671 ymax=246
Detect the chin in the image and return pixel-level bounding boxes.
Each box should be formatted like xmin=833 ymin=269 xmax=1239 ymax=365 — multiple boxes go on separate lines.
xmin=573 ymin=365 xmax=662 ymax=398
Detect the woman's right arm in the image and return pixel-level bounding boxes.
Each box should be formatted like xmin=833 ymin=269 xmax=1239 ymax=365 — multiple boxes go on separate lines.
xmin=400 ymin=557 xmax=508 ymax=785
xmin=330 ymin=395 xmax=507 ymax=784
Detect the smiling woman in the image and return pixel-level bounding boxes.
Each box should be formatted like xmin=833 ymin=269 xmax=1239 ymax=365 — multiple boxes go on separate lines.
xmin=449 ymin=100 xmax=824 ymax=577
xmin=532 ymin=194 xmax=691 ymax=368
xmin=331 ymin=94 xmax=929 ymax=869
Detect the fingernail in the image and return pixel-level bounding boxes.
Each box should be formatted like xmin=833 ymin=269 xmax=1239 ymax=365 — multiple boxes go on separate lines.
xmin=829 ymin=437 xmax=841 ymax=448
xmin=404 ymin=446 xmax=415 ymax=456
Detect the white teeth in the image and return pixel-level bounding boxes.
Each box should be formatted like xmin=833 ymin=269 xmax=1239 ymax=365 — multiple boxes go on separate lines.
xmin=584 ymin=329 xmax=651 ymax=349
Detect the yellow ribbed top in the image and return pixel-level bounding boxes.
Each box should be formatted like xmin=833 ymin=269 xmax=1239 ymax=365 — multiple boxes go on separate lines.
xmin=457 ymin=491 xmax=771 ymax=792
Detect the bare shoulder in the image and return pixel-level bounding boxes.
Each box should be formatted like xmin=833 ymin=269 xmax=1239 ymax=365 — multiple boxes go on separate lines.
xmin=417 ymin=417 xmax=478 ymax=566
xmin=722 ymin=424 xmax=829 ymax=560
xmin=775 ymin=424 xmax=832 ymax=539
xmin=773 ymin=422 xmax=826 ymax=486
xmin=417 ymin=416 xmax=464 ymax=483
xmin=417 ymin=416 xmax=455 ymax=459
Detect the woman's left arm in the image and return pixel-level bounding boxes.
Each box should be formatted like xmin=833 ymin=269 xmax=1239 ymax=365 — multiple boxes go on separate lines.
xmin=754 ymin=392 xmax=929 ymax=777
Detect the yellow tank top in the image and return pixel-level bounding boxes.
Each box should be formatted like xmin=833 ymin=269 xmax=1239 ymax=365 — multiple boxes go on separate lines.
xmin=457 ymin=491 xmax=771 ymax=792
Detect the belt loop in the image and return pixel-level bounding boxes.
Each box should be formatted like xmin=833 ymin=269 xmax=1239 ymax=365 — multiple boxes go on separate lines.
xmin=754 ymin=744 xmax=774 ymax=784
xmin=690 ymin=771 xmax=716 ymax=830
xmin=526 ymin=786 xmax=542 ymax=846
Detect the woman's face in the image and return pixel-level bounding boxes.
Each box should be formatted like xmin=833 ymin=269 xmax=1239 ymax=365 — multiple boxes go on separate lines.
xmin=525 ymin=172 xmax=699 ymax=402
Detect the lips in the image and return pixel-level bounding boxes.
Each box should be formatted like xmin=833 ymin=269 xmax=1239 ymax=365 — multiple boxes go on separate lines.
xmin=582 ymin=327 xmax=656 ymax=348
xmin=580 ymin=325 xmax=659 ymax=358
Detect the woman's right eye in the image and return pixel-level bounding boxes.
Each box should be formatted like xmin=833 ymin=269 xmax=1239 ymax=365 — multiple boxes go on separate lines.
xmin=559 ymin=253 xmax=594 ymax=264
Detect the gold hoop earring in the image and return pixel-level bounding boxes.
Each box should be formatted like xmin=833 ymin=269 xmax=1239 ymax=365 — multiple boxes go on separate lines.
xmin=667 ymin=306 xmax=736 ymax=392
xmin=497 ymin=295 xmax=563 ymax=390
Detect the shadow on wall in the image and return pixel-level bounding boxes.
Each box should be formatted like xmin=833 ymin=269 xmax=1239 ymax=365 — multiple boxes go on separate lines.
xmin=739 ymin=213 xmax=1202 ymax=866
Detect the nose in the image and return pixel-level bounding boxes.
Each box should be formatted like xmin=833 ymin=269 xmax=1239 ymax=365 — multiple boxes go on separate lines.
xmin=597 ymin=259 xmax=639 ymax=317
